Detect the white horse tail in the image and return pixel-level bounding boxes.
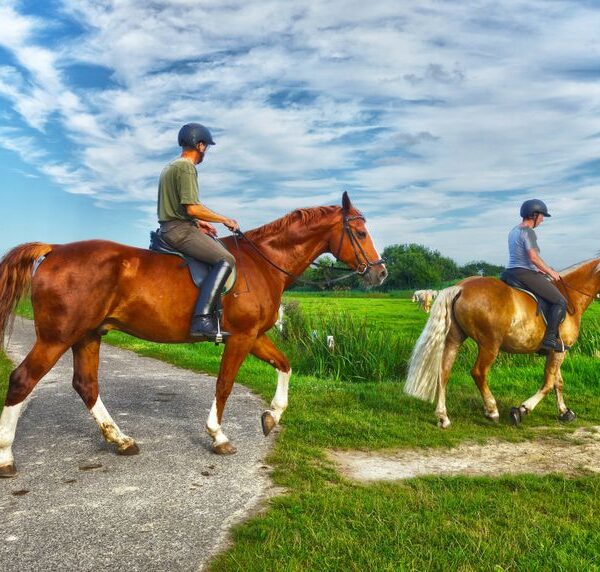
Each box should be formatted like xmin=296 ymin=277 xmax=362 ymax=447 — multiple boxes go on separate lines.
xmin=404 ymin=285 xmax=462 ymax=402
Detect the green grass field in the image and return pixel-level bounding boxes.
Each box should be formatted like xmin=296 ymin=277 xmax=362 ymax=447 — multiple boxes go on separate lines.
xmin=3 ymin=297 xmax=600 ymax=570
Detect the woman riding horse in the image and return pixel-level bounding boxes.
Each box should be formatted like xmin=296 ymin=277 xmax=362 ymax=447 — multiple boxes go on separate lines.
xmin=503 ymin=199 xmax=568 ymax=352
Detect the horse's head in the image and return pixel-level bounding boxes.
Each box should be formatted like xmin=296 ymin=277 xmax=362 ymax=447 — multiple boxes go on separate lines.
xmin=329 ymin=192 xmax=388 ymax=287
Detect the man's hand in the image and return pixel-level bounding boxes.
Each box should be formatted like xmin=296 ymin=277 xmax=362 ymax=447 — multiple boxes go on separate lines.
xmin=224 ymin=218 xmax=240 ymax=232
xmin=194 ymin=219 xmax=217 ymax=237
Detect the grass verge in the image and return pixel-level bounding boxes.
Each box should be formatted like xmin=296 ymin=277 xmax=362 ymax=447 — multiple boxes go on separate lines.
xmin=0 ymin=351 xmax=10 ymax=414
xmin=4 ymin=299 xmax=600 ymax=570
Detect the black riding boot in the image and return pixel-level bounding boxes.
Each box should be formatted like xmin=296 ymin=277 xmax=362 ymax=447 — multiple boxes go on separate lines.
xmin=540 ymin=302 xmax=570 ymax=352
xmin=190 ymin=260 xmax=232 ymax=340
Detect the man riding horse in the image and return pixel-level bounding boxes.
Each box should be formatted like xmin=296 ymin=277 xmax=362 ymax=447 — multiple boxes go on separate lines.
xmin=157 ymin=123 xmax=239 ymax=340
xmin=503 ymin=199 xmax=568 ymax=352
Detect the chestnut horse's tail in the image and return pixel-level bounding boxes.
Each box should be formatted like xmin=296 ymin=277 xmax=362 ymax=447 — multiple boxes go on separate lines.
xmin=404 ymin=285 xmax=462 ymax=402
xmin=0 ymin=242 xmax=52 ymax=344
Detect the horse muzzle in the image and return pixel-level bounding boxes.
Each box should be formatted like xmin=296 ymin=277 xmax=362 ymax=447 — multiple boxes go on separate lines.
xmin=364 ymin=264 xmax=388 ymax=287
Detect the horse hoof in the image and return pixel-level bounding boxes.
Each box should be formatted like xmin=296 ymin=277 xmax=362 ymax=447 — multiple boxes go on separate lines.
xmin=117 ymin=442 xmax=140 ymax=456
xmin=559 ymin=409 xmax=576 ymax=423
xmin=213 ymin=442 xmax=237 ymax=455
xmin=261 ymin=411 xmax=277 ymax=436
xmin=485 ymin=412 xmax=500 ymax=423
xmin=437 ymin=418 xmax=451 ymax=429
xmin=0 ymin=463 xmax=17 ymax=478
xmin=510 ymin=407 xmax=522 ymax=426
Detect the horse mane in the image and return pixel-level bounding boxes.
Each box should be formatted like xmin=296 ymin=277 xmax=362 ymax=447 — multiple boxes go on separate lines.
xmin=245 ymin=204 xmax=361 ymax=242
xmin=560 ymin=257 xmax=600 ymax=276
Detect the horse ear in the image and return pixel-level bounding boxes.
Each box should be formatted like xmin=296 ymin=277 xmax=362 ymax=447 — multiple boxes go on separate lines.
xmin=342 ymin=191 xmax=352 ymax=213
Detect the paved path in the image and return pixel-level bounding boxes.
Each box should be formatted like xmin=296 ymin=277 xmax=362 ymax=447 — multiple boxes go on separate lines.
xmin=0 ymin=318 xmax=275 ymax=571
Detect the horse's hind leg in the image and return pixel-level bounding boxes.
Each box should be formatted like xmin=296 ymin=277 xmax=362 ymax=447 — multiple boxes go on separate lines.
xmin=72 ymin=335 xmax=139 ymax=456
xmin=0 ymin=341 xmax=69 ymax=477
xmin=471 ymin=344 xmax=500 ymax=422
xmin=436 ymin=324 xmax=466 ymax=429
xmin=249 ymin=334 xmax=291 ymax=436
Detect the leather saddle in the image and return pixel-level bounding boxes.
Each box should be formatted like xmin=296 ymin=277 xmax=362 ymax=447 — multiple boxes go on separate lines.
xmin=148 ymin=230 xmax=236 ymax=293
xmin=500 ymin=270 xmax=551 ymax=324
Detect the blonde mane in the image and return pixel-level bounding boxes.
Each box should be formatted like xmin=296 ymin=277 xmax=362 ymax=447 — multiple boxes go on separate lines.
xmin=560 ymin=258 xmax=600 ymax=276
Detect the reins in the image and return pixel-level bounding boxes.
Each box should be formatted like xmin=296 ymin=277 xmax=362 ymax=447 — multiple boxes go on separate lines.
xmin=231 ymin=213 xmax=384 ymax=291
xmin=556 ymin=277 xmax=598 ymax=315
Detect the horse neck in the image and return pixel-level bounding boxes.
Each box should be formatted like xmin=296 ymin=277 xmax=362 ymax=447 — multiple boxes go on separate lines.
xmin=562 ymin=259 xmax=600 ymax=315
xmin=249 ymin=214 xmax=337 ymax=288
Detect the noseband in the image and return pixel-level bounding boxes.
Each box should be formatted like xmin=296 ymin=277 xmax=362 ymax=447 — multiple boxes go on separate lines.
xmin=334 ymin=215 xmax=385 ymax=275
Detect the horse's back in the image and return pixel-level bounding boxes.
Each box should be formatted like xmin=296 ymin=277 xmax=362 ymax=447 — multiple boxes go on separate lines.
xmin=30 ymin=239 xmax=196 ymax=342
xmin=454 ymin=276 xmax=543 ymax=349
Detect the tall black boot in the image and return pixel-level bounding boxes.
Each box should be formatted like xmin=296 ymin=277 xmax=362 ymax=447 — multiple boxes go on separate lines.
xmin=190 ymin=260 xmax=232 ymax=340
xmin=540 ymin=302 xmax=570 ymax=352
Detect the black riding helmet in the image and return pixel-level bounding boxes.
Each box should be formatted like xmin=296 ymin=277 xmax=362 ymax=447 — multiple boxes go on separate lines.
xmin=178 ymin=123 xmax=216 ymax=148
xmin=520 ymin=199 xmax=551 ymax=219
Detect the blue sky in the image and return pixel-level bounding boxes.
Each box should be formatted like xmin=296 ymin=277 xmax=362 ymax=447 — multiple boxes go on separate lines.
xmin=1 ymin=0 xmax=599 ymax=268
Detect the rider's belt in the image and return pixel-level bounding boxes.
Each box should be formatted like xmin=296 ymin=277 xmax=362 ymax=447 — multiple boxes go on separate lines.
xmin=159 ymin=219 xmax=195 ymax=232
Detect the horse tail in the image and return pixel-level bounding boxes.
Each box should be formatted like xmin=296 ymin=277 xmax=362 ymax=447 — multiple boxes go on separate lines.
xmin=404 ymin=285 xmax=462 ymax=402
xmin=0 ymin=242 xmax=52 ymax=344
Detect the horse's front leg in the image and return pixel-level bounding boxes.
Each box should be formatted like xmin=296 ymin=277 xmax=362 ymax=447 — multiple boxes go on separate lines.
xmin=206 ymin=333 xmax=256 ymax=455
xmin=249 ymin=334 xmax=291 ymax=436
xmin=554 ymin=364 xmax=576 ymax=422
xmin=513 ymin=351 xmax=567 ymax=424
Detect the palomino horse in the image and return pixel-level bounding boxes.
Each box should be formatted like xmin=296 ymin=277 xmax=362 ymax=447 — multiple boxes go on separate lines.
xmin=405 ymin=258 xmax=600 ymax=428
xmin=0 ymin=192 xmax=387 ymax=477
xmin=413 ymin=289 xmax=438 ymax=313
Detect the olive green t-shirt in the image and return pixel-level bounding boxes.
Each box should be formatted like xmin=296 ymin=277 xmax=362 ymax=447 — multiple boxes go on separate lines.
xmin=157 ymin=158 xmax=200 ymax=222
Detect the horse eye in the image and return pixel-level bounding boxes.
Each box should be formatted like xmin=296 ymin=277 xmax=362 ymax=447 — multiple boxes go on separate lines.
xmin=357 ymin=231 xmax=367 ymax=239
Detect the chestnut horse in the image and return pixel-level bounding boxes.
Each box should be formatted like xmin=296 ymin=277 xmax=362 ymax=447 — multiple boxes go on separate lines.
xmin=0 ymin=192 xmax=387 ymax=477
xmin=405 ymin=258 xmax=600 ymax=428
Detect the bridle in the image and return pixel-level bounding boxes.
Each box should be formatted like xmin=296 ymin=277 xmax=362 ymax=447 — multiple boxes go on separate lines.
xmin=334 ymin=215 xmax=385 ymax=276
xmin=232 ymin=212 xmax=384 ymax=289
xmin=556 ymin=277 xmax=599 ymax=315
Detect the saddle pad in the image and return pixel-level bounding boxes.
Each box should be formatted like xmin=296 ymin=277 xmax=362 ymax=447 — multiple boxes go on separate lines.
xmin=500 ymin=271 xmax=550 ymax=324
xmin=149 ymin=230 xmax=236 ymax=293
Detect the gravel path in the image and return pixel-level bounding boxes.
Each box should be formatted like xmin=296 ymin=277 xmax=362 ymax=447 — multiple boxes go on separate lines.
xmin=0 ymin=318 xmax=276 ymax=571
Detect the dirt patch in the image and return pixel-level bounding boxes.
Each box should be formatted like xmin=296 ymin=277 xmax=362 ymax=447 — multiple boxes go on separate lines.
xmin=329 ymin=427 xmax=600 ymax=481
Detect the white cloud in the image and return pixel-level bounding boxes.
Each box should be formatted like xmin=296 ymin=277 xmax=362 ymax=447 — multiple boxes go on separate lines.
xmin=0 ymin=0 xmax=599 ymax=267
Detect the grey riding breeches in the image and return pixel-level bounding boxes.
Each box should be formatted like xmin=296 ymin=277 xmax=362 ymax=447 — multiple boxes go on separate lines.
xmin=159 ymin=220 xmax=235 ymax=267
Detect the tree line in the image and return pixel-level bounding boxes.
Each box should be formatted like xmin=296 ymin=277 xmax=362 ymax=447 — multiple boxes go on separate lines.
xmin=295 ymin=243 xmax=505 ymax=291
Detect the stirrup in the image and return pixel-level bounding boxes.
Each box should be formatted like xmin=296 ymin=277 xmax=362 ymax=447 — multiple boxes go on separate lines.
xmin=540 ymin=337 xmax=570 ymax=353
xmin=214 ymin=316 xmax=223 ymax=345
xmin=190 ymin=314 xmax=229 ymax=342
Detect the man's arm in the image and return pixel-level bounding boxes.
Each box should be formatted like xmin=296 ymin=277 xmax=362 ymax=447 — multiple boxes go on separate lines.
xmin=184 ymin=203 xmax=239 ymax=232
xmin=528 ymin=249 xmax=560 ymax=281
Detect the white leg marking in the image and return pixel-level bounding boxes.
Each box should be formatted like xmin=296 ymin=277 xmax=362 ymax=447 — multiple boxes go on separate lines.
xmin=0 ymin=403 xmax=24 ymax=467
xmin=435 ymin=378 xmax=451 ymax=429
xmin=269 ymin=368 xmax=291 ymax=424
xmin=90 ymin=397 xmax=135 ymax=449
xmin=522 ymin=392 xmax=546 ymax=413
xmin=206 ymin=399 xmax=229 ymax=446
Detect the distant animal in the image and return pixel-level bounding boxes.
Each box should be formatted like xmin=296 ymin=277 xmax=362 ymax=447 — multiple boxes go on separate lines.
xmin=405 ymin=259 xmax=600 ymax=428
xmin=413 ymin=289 xmax=436 ymax=313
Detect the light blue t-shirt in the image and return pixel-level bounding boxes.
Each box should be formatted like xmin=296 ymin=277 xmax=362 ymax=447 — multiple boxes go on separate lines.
xmin=507 ymin=225 xmax=539 ymax=271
